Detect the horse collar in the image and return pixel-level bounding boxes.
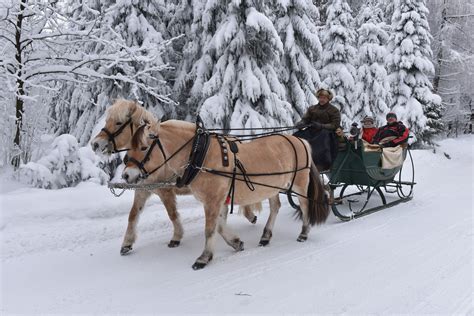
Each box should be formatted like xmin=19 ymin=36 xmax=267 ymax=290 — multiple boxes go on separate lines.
xmin=176 ymin=127 xmax=211 ymax=188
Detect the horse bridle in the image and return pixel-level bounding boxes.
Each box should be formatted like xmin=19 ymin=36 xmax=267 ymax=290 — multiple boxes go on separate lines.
xmin=124 ymin=121 xmax=209 ymax=180
xmin=125 ymin=129 xmax=199 ymax=180
xmin=101 ymin=118 xmax=134 ymax=153
xmin=124 ymin=136 xmax=168 ymax=179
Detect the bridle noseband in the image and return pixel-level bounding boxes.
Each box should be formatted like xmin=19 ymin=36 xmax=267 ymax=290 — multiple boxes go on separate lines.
xmin=101 ymin=118 xmax=134 ymax=153
xmin=125 ymin=136 xmax=168 ymax=180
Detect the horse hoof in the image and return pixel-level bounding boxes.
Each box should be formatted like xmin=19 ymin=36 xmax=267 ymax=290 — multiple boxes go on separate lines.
xmin=168 ymin=240 xmax=180 ymax=248
xmin=251 ymin=216 xmax=257 ymax=224
xmin=236 ymin=240 xmax=244 ymax=251
xmin=297 ymin=235 xmax=307 ymax=242
xmin=120 ymin=246 xmax=133 ymax=255
xmin=192 ymin=262 xmax=207 ymax=270
xmin=259 ymin=239 xmax=270 ymax=247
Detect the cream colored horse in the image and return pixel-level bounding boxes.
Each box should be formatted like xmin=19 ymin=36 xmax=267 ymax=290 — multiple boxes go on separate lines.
xmin=123 ymin=119 xmax=329 ymax=269
xmin=91 ymin=99 xmax=258 ymax=254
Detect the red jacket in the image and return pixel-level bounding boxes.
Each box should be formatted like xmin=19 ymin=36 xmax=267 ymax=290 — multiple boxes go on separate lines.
xmin=372 ymin=122 xmax=409 ymax=147
xmin=361 ymin=127 xmax=378 ymax=143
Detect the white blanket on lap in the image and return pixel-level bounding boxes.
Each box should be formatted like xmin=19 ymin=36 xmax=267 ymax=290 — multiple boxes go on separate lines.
xmin=381 ymin=145 xmax=404 ymax=169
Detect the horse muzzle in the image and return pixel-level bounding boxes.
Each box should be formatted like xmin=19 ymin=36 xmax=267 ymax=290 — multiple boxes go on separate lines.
xmin=91 ymin=137 xmax=110 ymax=155
xmin=122 ymin=167 xmax=141 ymax=184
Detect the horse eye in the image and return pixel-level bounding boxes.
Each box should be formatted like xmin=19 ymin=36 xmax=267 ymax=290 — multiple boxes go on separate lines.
xmin=116 ymin=122 xmax=122 ymax=125
xmin=141 ymin=146 xmax=148 ymax=151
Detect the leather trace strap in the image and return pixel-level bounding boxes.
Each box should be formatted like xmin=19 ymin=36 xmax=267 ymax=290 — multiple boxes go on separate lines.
xmin=225 ymin=140 xmax=255 ymax=214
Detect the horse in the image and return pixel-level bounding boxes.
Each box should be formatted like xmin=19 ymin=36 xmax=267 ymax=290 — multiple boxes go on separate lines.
xmin=123 ymin=119 xmax=329 ymax=269
xmin=90 ymin=99 xmax=259 ymax=254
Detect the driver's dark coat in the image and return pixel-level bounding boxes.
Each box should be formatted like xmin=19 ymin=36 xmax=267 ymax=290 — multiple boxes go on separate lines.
xmin=300 ymin=103 xmax=341 ymax=130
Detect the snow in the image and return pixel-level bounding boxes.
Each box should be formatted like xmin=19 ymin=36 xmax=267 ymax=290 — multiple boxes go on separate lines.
xmin=1 ymin=136 xmax=473 ymax=314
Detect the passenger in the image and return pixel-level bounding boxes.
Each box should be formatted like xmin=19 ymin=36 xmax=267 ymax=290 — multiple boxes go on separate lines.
xmin=372 ymin=112 xmax=409 ymax=148
xmin=335 ymin=126 xmax=347 ymax=151
xmin=360 ymin=116 xmax=378 ymax=143
xmin=294 ymin=88 xmax=341 ymax=171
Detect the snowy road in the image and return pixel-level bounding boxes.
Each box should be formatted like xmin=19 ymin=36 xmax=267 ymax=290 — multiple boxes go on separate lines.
xmin=1 ymin=137 xmax=472 ymax=314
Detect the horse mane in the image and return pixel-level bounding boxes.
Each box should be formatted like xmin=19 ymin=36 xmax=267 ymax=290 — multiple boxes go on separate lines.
xmin=131 ymin=124 xmax=147 ymax=150
xmin=106 ymin=99 xmax=157 ymax=125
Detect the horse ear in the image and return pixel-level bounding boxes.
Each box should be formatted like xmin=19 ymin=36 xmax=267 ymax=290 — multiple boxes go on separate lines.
xmin=128 ymin=100 xmax=139 ymax=117
xmin=147 ymin=119 xmax=160 ymax=139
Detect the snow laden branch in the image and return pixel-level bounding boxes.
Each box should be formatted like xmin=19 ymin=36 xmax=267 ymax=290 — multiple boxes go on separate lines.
xmin=0 ymin=0 xmax=177 ymax=167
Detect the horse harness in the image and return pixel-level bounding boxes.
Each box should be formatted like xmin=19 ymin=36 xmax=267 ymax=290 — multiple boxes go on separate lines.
xmin=101 ymin=117 xmax=135 ymax=153
xmin=125 ymin=136 xmax=168 ymax=179
xmin=128 ymin=119 xmax=313 ymax=211
xmin=175 ymin=121 xmax=212 ymax=188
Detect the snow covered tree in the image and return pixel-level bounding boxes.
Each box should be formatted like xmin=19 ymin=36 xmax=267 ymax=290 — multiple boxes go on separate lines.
xmin=313 ymin=0 xmax=330 ymax=24
xmin=50 ymin=0 xmax=176 ymax=146
xmin=197 ymin=0 xmax=292 ymax=130
xmin=381 ymin=0 xmax=395 ymax=26
xmin=386 ymin=0 xmax=443 ymax=142
xmin=320 ymin=0 xmax=358 ymax=128
xmin=429 ymin=0 xmax=473 ymax=137
xmin=166 ymin=0 xmax=194 ymax=118
xmin=171 ymin=0 xmax=217 ymax=120
xmin=19 ymin=134 xmax=108 ymax=189
xmin=273 ymin=0 xmax=323 ymax=122
xmin=0 ymin=0 xmax=176 ymax=168
xmin=354 ymin=0 xmax=390 ymax=125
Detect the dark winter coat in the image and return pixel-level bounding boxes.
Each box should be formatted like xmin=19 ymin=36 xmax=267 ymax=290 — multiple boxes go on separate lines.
xmin=372 ymin=122 xmax=409 ymax=147
xmin=293 ymin=128 xmax=338 ymax=171
xmin=300 ymin=103 xmax=341 ymax=130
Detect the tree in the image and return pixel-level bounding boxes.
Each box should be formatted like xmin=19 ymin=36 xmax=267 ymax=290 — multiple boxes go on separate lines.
xmin=313 ymin=0 xmax=330 ymax=24
xmin=51 ymin=0 xmax=176 ymax=145
xmin=273 ymin=0 xmax=323 ymax=121
xmin=166 ymin=0 xmax=195 ymax=119
xmin=0 ymin=0 xmax=175 ymax=167
xmin=197 ymin=0 xmax=292 ymax=130
xmin=320 ymin=0 xmax=358 ymax=128
xmin=386 ymin=0 xmax=442 ymax=142
xmin=429 ymin=0 xmax=473 ymax=137
xmin=354 ymin=0 xmax=390 ymax=125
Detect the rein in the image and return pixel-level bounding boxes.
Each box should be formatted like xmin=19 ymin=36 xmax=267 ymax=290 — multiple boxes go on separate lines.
xmin=101 ymin=118 xmax=134 ymax=153
xmin=127 ymin=122 xmax=321 ymax=206
xmin=206 ymin=125 xmax=302 ymax=138
xmin=127 ymin=135 xmax=195 ymax=180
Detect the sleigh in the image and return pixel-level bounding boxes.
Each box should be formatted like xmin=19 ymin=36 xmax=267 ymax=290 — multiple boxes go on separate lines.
xmin=327 ymin=139 xmax=415 ymax=221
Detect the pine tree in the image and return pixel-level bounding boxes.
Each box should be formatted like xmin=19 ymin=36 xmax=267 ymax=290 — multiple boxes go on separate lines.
xmin=354 ymin=0 xmax=390 ymax=125
xmin=273 ymin=0 xmax=323 ymax=122
xmin=320 ymin=0 xmax=358 ymax=128
xmin=386 ymin=0 xmax=442 ymax=142
xmin=51 ymin=0 xmax=175 ymax=145
xmin=381 ymin=0 xmax=395 ymax=26
xmin=166 ymin=0 xmax=194 ymax=119
xmin=197 ymin=0 xmax=292 ymax=130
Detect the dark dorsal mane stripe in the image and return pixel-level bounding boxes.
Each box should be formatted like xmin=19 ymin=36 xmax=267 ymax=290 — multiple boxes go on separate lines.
xmin=131 ymin=124 xmax=147 ymax=150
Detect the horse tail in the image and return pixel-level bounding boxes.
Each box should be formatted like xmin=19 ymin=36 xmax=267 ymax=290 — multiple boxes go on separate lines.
xmin=308 ymin=161 xmax=330 ymax=226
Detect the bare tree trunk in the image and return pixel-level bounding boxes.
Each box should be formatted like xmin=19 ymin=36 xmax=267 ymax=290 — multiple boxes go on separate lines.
xmin=433 ymin=0 xmax=448 ymax=94
xmin=12 ymin=0 xmax=26 ymax=168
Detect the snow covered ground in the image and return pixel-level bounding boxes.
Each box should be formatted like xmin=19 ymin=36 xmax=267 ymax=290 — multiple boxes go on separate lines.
xmin=1 ymin=136 xmax=473 ymax=314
